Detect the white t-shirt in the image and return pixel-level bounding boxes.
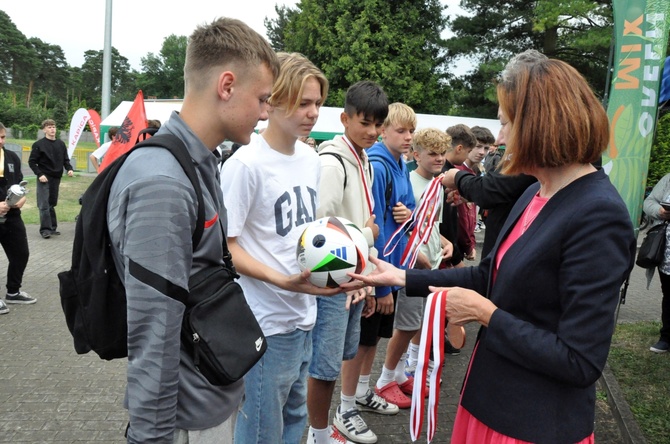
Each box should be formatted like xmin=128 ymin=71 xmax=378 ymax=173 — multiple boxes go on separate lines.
xmin=410 ymin=171 xmax=444 ymax=269
xmin=90 ymin=140 xmax=112 ymax=161
xmin=221 ymin=133 xmax=319 ymax=336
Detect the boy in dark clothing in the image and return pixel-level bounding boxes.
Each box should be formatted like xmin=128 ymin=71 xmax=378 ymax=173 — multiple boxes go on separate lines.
xmin=441 ymin=118 xmax=537 ymax=258
xmin=440 ymin=124 xmax=476 ymax=268
xmin=0 ymin=122 xmax=35 ymax=311
xmin=28 ymin=119 xmax=73 ymax=238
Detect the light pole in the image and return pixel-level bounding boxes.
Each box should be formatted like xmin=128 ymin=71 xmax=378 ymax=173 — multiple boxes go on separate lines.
xmin=101 ymin=0 xmax=113 ymax=119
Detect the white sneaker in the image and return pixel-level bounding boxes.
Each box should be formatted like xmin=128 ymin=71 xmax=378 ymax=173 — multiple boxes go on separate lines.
xmin=306 ymin=425 xmax=354 ymax=444
xmin=355 ymin=389 xmax=400 ymax=415
xmin=333 ymin=406 xmax=378 ymax=443
xmin=0 ymin=299 xmax=8 ymax=314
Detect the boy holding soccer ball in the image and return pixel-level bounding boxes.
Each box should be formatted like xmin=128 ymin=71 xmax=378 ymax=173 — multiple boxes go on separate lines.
xmin=220 ymin=52 xmax=342 ymax=444
xmin=307 ymin=81 xmax=396 ymax=444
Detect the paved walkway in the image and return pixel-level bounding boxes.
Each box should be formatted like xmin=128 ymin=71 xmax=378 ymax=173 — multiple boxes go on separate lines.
xmin=0 ymin=223 xmax=660 ymax=442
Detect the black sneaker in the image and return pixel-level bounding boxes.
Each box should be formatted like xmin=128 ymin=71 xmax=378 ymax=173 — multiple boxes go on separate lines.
xmin=650 ymin=340 xmax=670 ymax=353
xmin=444 ymin=339 xmax=461 ymax=355
xmin=41 ymin=231 xmax=51 ymax=239
xmin=51 ymin=230 xmax=61 ymax=235
xmin=6 ymin=291 xmax=37 ymax=305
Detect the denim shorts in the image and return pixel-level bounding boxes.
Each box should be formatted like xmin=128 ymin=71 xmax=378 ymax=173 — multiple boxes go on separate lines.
xmin=309 ymin=293 xmax=364 ymax=381
xmin=393 ymin=287 xmax=425 ymax=331
xmin=234 ymin=329 xmax=312 ymax=444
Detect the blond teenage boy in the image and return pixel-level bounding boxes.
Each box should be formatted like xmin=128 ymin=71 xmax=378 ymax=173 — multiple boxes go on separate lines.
xmin=309 ymin=81 xmax=394 ymax=444
xmin=220 ymin=53 xmax=341 ymax=443
xmin=376 ymin=129 xmax=455 ymax=407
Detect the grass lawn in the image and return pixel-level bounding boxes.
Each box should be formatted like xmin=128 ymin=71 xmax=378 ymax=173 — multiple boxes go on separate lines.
xmin=19 ymin=174 xmax=95 ymax=225
xmin=608 ymin=321 xmax=670 ymax=444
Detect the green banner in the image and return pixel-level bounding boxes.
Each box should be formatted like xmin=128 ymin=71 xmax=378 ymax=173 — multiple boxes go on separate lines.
xmin=603 ymin=0 xmax=670 ymax=230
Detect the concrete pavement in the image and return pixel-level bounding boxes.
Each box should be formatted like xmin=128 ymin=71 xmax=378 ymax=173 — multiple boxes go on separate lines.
xmin=0 ymin=223 xmax=660 ymax=443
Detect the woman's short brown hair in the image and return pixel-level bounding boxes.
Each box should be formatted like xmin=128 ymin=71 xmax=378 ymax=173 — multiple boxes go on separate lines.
xmin=498 ymin=57 xmax=609 ymax=175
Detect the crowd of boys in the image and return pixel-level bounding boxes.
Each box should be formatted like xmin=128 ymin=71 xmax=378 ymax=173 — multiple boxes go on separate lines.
xmin=1 ymin=16 xmax=507 ymax=444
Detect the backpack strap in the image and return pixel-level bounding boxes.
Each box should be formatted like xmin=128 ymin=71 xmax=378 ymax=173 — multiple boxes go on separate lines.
xmin=368 ymin=154 xmax=393 ymax=221
xmin=130 ymin=134 xmax=205 ymax=248
xmin=135 ymin=126 xmax=160 ymax=143
xmin=319 ymin=151 xmax=347 ymax=189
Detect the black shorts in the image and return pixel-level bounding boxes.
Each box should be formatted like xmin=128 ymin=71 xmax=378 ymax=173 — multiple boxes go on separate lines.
xmin=359 ymin=290 xmax=398 ymax=346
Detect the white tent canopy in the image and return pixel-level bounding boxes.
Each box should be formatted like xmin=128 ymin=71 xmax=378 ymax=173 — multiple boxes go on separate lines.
xmin=101 ymin=99 xmax=501 ymax=141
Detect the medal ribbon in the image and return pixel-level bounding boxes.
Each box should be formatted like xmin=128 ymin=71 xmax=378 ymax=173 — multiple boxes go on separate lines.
xmin=410 ymin=290 xmax=447 ymax=442
xmin=342 ymin=135 xmax=375 ymax=215
xmin=384 ymin=175 xmax=443 ymax=267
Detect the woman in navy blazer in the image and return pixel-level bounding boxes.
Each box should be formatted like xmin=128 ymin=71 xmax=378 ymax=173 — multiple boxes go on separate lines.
xmin=348 ymin=51 xmax=636 ymax=443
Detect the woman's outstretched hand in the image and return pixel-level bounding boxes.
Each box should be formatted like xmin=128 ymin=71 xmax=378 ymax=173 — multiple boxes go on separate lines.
xmin=343 ymin=255 xmax=406 ymax=289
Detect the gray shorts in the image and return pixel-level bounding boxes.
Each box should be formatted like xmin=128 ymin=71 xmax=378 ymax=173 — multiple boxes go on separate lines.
xmin=393 ymin=287 xmax=425 ymax=331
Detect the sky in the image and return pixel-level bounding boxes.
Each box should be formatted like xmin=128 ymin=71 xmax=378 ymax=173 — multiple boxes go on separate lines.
xmin=1 ymin=0 xmax=466 ymax=71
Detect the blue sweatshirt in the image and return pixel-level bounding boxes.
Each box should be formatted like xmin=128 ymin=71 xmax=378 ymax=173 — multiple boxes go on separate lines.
xmin=366 ymin=142 xmax=415 ymax=297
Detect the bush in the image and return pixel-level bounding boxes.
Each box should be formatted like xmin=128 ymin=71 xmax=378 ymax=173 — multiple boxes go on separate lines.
xmin=10 ymin=123 xmax=40 ymax=140
xmin=648 ymin=112 xmax=670 ymax=188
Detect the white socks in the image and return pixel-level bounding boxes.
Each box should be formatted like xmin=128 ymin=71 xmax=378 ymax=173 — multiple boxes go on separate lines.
xmin=340 ymin=393 xmax=356 ymax=412
xmin=375 ymin=366 xmax=396 ymax=389
xmin=356 ymin=375 xmax=371 ymax=399
xmin=408 ymin=343 xmax=420 ymax=368
xmin=309 ymin=426 xmax=330 ymax=444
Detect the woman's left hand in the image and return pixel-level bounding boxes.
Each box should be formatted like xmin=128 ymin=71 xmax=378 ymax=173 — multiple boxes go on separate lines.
xmin=429 ymin=286 xmax=497 ymax=327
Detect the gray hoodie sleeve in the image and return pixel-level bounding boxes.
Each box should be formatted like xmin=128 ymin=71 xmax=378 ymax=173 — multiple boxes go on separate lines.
xmin=108 ymin=171 xmax=197 ymax=443
xmin=644 ymin=173 xmax=670 ymax=223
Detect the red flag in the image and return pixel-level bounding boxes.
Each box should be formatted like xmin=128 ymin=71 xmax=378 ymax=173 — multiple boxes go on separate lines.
xmin=99 ymin=91 xmax=147 ymax=171
xmin=87 ymin=109 xmax=102 ymax=147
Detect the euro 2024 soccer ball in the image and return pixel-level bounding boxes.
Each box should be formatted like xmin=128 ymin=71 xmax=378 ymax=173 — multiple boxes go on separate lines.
xmin=296 ymin=216 xmax=369 ymax=288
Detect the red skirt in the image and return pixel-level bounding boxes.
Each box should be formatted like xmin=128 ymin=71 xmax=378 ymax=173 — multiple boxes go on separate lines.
xmin=451 ymin=405 xmax=594 ymax=443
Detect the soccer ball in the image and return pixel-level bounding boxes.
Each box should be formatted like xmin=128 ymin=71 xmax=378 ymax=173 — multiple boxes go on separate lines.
xmin=297 ymin=217 xmax=369 ymax=288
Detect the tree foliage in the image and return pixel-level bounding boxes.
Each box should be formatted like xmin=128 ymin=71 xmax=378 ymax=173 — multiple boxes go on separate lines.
xmin=444 ymin=0 xmax=613 ymax=118
xmin=136 ymin=35 xmax=187 ymax=99
xmin=79 ymin=48 xmax=137 ymax=112
xmin=268 ymin=0 xmax=453 ymax=114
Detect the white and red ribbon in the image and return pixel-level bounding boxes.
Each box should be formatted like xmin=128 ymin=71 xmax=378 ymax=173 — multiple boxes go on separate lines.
xmin=410 ymin=290 xmax=447 ymax=442
xmin=384 ymin=175 xmax=443 ymax=268
xmin=342 ymin=135 xmax=375 ymax=215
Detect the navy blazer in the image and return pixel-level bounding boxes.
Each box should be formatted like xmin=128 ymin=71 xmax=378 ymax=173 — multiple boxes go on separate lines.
xmin=407 ymin=169 xmax=635 ymax=443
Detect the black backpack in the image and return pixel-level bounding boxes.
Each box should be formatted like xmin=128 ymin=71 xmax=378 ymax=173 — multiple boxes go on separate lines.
xmin=58 ymin=134 xmax=205 ymax=360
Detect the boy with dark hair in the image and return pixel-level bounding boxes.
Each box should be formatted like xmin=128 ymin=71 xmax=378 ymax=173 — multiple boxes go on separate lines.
xmin=352 ymin=103 xmax=416 ymax=412
xmin=455 ymin=129 xmax=488 ymax=261
xmin=472 ymin=126 xmax=499 ymax=175
xmin=439 ymin=124 xmax=476 ymax=270
xmin=310 ymin=80 xmax=392 ymax=444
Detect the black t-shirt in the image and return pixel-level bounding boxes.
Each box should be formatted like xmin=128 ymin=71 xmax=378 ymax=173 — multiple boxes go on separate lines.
xmin=440 ymin=160 xmax=463 ymax=266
